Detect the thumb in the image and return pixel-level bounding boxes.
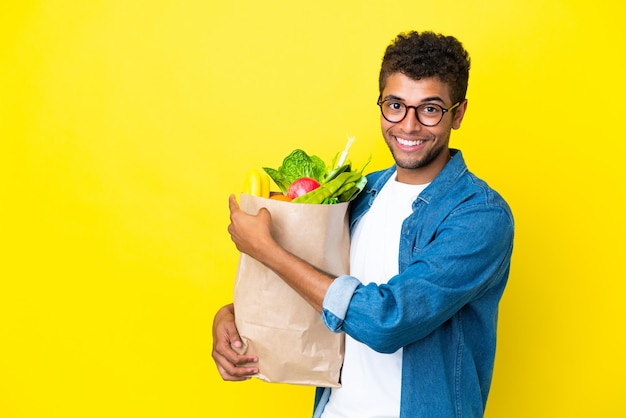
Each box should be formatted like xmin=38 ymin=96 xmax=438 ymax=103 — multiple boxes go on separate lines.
xmin=228 ymin=194 xmax=240 ymax=212
xmin=225 ymin=321 xmax=243 ymax=349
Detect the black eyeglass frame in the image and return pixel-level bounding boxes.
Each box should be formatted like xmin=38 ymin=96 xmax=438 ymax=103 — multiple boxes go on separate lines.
xmin=377 ymin=97 xmax=461 ymax=127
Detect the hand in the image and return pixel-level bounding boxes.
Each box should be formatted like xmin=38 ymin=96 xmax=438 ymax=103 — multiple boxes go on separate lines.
xmin=228 ymin=194 xmax=275 ymax=260
xmin=211 ymin=303 xmax=259 ymax=381
xmin=228 ymin=194 xmax=332 ymax=313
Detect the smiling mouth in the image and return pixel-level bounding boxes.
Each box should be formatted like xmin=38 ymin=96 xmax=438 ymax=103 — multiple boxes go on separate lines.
xmin=396 ymin=137 xmax=426 ymax=147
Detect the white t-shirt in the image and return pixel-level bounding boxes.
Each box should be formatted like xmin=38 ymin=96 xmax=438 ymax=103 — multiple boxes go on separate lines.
xmin=322 ymin=172 xmax=428 ymax=418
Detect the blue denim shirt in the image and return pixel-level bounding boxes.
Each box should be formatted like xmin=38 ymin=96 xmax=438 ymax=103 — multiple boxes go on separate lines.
xmin=313 ymin=149 xmax=514 ymax=418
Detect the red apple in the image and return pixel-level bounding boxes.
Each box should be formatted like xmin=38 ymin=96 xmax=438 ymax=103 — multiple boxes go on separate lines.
xmin=287 ymin=177 xmax=320 ymax=199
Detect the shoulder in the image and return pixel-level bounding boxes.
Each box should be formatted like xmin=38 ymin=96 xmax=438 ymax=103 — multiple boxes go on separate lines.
xmin=462 ymin=170 xmax=513 ymax=220
xmin=461 ymin=171 xmax=511 ymax=208
xmin=423 ymin=150 xmax=514 ymax=226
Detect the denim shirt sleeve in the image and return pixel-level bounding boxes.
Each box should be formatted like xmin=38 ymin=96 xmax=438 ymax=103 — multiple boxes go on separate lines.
xmin=321 ymin=275 xmax=361 ymax=332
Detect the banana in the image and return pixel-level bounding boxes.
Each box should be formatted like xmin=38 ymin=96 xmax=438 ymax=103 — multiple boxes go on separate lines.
xmin=243 ymin=169 xmax=261 ymax=196
xmin=259 ymin=171 xmax=270 ymax=198
xmin=243 ymin=169 xmax=270 ymax=198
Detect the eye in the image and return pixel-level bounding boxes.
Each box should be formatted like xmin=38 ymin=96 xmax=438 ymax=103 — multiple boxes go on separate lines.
xmin=385 ymin=101 xmax=405 ymax=112
xmin=419 ymin=104 xmax=442 ymax=115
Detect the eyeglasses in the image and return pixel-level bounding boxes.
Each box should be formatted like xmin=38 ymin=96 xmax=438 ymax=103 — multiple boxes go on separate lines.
xmin=377 ymin=97 xmax=461 ymax=126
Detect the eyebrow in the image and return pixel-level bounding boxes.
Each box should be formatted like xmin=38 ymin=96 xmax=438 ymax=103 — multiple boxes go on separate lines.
xmin=382 ymin=94 xmax=446 ymax=105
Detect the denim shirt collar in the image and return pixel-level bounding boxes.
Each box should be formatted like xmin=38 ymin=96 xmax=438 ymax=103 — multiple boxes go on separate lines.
xmin=363 ymin=148 xmax=467 ymax=208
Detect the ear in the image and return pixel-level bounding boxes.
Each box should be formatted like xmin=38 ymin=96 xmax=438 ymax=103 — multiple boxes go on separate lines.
xmin=451 ymin=99 xmax=468 ymax=130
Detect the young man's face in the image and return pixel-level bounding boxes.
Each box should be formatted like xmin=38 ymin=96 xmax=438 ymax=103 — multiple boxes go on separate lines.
xmin=379 ymin=73 xmax=467 ymax=184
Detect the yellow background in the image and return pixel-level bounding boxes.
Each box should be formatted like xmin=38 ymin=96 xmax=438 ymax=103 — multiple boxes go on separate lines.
xmin=2 ymin=1 xmax=625 ymax=417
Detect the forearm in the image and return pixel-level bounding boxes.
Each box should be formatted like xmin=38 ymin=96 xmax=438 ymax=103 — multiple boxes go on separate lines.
xmin=256 ymin=241 xmax=333 ymax=313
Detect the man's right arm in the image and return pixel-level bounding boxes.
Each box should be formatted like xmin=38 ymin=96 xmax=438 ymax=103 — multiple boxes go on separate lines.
xmin=211 ymin=303 xmax=259 ymax=381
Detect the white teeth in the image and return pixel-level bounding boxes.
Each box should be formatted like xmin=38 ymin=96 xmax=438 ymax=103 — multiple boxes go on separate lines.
xmin=397 ymin=137 xmax=424 ymax=146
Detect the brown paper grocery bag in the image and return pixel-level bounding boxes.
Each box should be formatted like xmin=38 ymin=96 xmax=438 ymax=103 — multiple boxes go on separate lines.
xmin=232 ymin=193 xmax=348 ymax=387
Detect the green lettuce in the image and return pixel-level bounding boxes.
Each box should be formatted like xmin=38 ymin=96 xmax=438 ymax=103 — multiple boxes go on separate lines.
xmin=263 ymin=149 xmax=327 ymax=195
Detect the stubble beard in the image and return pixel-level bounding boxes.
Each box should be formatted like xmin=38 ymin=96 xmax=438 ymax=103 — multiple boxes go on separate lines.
xmin=388 ymin=140 xmax=447 ymax=170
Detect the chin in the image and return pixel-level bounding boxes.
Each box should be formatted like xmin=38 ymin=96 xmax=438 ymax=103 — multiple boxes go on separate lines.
xmin=393 ymin=146 xmax=444 ymax=171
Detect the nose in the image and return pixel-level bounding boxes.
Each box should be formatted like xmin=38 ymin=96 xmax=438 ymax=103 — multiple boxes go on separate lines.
xmin=398 ymin=107 xmax=423 ymax=132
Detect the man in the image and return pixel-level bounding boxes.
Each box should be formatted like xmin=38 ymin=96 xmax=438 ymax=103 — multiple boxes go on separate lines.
xmin=213 ymin=31 xmax=514 ymax=417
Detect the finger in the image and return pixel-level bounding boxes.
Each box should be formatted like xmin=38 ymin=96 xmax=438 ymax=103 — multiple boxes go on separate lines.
xmin=215 ymin=320 xmax=258 ymax=365
xmin=211 ymin=304 xmax=259 ymax=381
xmin=213 ymin=337 xmax=257 ymax=368
xmin=228 ymin=194 xmax=240 ymax=212
xmin=252 ymin=207 xmax=272 ymax=234
xmin=215 ymin=357 xmax=256 ymax=381
xmin=212 ymin=349 xmax=258 ymax=380
xmin=258 ymin=206 xmax=271 ymax=221
xmin=214 ymin=350 xmax=257 ymax=378
xmin=216 ymin=364 xmax=251 ymax=382
xmin=216 ymin=364 xmax=243 ymax=381
xmin=221 ymin=318 xmax=244 ymax=350
xmin=215 ymin=337 xmax=258 ymax=366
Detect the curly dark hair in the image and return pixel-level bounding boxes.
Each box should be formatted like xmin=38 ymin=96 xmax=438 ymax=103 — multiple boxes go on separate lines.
xmin=379 ymin=31 xmax=471 ymax=104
